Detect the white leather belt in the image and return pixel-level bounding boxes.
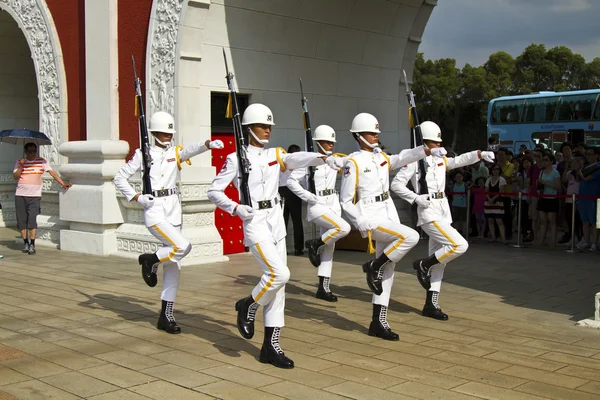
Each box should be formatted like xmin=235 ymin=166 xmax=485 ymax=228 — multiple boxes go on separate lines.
xmin=152 ymin=187 xmax=178 ymax=198
xmin=361 ymin=191 xmax=390 ymax=204
xmin=253 ymin=197 xmax=281 ymax=210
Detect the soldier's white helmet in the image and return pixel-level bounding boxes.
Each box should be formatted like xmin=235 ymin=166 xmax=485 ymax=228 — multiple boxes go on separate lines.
xmin=148 ymin=111 xmax=176 ymax=134
xmin=420 ymin=121 xmax=442 ymax=142
xmin=242 ymin=103 xmax=275 ymax=126
xmin=350 ymin=113 xmax=381 ymax=134
xmin=313 ymin=125 xmax=336 ymax=142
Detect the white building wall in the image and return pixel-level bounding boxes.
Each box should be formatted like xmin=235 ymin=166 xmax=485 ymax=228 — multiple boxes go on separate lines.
xmin=0 ymin=10 xmax=38 ymax=227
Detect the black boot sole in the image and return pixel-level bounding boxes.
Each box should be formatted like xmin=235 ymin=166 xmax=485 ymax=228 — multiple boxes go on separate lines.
xmin=305 ymin=240 xmax=321 ymax=268
xmin=368 ymin=329 xmax=400 ymax=341
xmin=316 ymin=290 xmax=338 ymax=302
xmin=259 ymin=351 xmax=294 ymax=369
xmin=422 ymin=308 xmax=449 ymax=321
xmin=235 ymin=299 xmax=254 ymax=339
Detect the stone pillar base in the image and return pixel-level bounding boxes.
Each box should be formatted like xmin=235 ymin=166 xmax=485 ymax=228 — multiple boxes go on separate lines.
xmin=60 ymin=223 xmax=118 ymax=255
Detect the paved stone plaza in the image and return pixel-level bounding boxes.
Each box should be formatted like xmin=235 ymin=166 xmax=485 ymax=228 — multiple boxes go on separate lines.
xmin=1 ymin=227 xmax=600 ymax=399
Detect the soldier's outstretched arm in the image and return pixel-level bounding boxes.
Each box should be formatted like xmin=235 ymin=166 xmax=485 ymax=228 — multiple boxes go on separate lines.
xmin=445 ymin=150 xmax=482 ymax=170
xmin=207 ymin=154 xmax=239 ymax=215
xmin=391 ymin=161 xmax=418 ymax=204
xmin=177 ymin=140 xmax=224 ymax=162
xmin=114 ymin=149 xmax=143 ymax=201
xmin=281 ymin=150 xmax=326 ymax=170
xmin=389 ymin=146 xmax=427 ymax=170
xmin=339 ymin=160 xmax=361 ymax=227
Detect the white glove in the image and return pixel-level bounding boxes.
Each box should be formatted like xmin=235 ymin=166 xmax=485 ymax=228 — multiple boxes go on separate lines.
xmin=325 ymin=156 xmax=344 ymax=171
xmin=306 ymin=193 xmax=319 ymax=205
xmin=356 ymin=218 xmax=372 ymax=236
xmin=137 ymin=194 xmax=155 ymax=209
xmin=235 ymin=205 xmax=255 ymax=221
xmin=209 ymin=140 xmax=224 ymax=149
xmin=431 ymin=147 xmax=447 ymax=158
xmin=414 ymin=194 xmax=431 ymax=208
xmin=481 ymin=151 xmax=495 ymax=163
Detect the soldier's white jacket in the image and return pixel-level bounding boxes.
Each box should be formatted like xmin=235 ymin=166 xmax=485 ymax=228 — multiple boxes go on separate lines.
xmin=208 ymin=145 xmax=325 ymax=246
xmin=286 ymin=156 xmax=347 ymax=221
xmin=114 ymin=143 xmax=209 ymax=227
xmin=339 ymin=146 xmax=427 ymax=227
xmin=391 ymin=150 xmax=481 ymax=226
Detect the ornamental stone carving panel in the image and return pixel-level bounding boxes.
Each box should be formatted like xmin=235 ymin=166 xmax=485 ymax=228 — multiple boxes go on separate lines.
xmin=0 ymin=0 xmax=66 ymax=164
xmin=147 ymin=0 xmax=184 ymax=116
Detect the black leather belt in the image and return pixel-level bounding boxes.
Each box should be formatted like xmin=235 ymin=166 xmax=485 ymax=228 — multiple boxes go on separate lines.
xmin=152 ymin=188 xmax=178 ymax=198
xmin=430 ymin=192 xmax=445 ymax=199
xmin=256 ymin=197 xmax=280 ymax=210
xmin=318 ymin=189 xmax=337 ymax=196
xmin=374 ymin=192 xmax=389 ymax=202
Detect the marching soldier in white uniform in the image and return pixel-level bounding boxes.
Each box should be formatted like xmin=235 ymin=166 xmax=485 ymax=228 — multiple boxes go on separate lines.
xmin=339 ymin=113 xmax=444 ymax=340
xmin=287 ymin=125 xmax=350 ymax=302
xmin=391 ymin=121 xmax=494 ymax=320
xmin=208 ymin=104 xmax=341 ymax=369
xmin=114 ymin=111 xmax=224 ymax=334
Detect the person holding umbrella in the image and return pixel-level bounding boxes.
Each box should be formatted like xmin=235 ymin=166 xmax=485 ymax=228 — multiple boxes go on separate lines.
xmin=12 ymin=142 xmax=71 ymax=254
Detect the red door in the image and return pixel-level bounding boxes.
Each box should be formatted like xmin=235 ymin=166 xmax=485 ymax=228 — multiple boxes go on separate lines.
xmin=211 ymin=132 xmax=245 ymax=254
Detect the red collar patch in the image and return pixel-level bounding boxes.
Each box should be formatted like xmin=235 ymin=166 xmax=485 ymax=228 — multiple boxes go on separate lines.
xmin=268 ymin=160 xmax=278 ymax=167
xmin=380 ymin=161 xmax=388 ymax=167
xmin=437 ymin=162 xmax=444 ymax=167
xmin=167 ymin=158 xmax=176 ymax=163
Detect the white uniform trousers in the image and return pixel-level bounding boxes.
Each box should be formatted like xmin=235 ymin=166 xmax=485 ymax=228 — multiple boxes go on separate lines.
xmin=420 ymin=221 xmax=469 ymax=293
xmin=250 ymin=238 xmax=289 ymax=327
xmin=147 ymin=223 xmax=192 ymax=302
xmin=314 ymin=212 xmax=351 ymax=278
xmin=370 ymin=220 xmax=420 ymax=306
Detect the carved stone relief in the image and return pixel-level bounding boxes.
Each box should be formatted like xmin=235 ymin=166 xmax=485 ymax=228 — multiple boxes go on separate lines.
xmin=0 ymin=0 xmax=65 ymax=164
xmin=147 ymin=0 xmax=184 ymax=116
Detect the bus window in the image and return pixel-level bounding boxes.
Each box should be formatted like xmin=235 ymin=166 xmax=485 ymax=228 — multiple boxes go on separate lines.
xmin=594 ymin=100 xmax=600 ymax=120
xmin=493 ymin=99 xmax=524 ymax=123
xmin=585 ymin=131 xmax=600 ymax=147
xmin=531 ymin=132 xmax=551 ymax=149
xmin=556 ymin=94 xmax=597 ymax=121
xmin=523 ymin=96 xmax=559 ymax=122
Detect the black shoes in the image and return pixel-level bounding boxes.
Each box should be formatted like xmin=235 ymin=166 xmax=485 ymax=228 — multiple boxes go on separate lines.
xmin=368 ymin=304 xmax=399 ymax=341
xmin=157 ymin=300 xmax=181 ymax=334
xmin=362 ymin=253 xmax=391 ymax=295
xmin=422 ymin=291 xmax=448 ymax=321
xmin=316 ymin=276 xmax=337 ymax=302
xmin=415 ymin=265 xmax=431 ymax=290
xmin=259 ymin=327 xmax=294 ymax=369
xmin=235 ymin=295 xmax=258 ymax=339
xmin=305 ymin=238 xmax=325 ymax=268
xmin=412 ymin=253 xmax=439 ymax=290
xmin=138 ymin=253 xmax=159 ymax=287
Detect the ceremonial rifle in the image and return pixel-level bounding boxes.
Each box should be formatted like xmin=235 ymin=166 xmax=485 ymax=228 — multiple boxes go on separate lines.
xmin=132 ymin=56 xmax=153 ymax=195
xmin=299 ymin=78 xmax=316 ymax=194
xmin=223 ymin=49 xmax=251 ymax=206
xmin=403 ymin=70 xmax=428 ymax=195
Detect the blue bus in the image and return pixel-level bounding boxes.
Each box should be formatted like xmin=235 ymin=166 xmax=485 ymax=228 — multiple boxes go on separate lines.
xmin=487 ymin=89 xmax=600 ymax=153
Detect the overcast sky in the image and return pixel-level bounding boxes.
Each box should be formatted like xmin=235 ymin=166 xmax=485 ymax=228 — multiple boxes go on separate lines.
xmin=419 ymin=0 xmax=600 ymax=67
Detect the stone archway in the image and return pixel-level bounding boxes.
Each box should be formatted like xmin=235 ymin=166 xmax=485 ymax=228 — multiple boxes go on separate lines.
xmin=0 ymin=0 xmax=68 ymax=243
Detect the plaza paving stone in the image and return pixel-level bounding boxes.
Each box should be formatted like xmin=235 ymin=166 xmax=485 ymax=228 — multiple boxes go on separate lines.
xmin=1 ymin=227 xmax=600 ymax=399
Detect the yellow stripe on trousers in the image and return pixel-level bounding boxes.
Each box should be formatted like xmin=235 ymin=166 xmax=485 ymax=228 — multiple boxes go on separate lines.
xmin=153 ymin=225 xmax=179 ymax=262
xmin=321 ymin=215 xmax=341 ymax=243
xmin=253 ymin=243 xmax=276 ymax=302
xmin=375 ymin=226 xmax=406 ymax=257
xmin=432 ymin=221 xmax=457 ymax=262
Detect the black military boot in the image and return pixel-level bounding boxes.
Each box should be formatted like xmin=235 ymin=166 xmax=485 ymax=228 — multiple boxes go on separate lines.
xmin=362 ymin=253 xmax=391 ymax=295
xmin=412 ymin=254 xmax=439 ymax=290
xmin=234 ymin=295 xmax=259 ymax=339
xmin=305 ymin=238 xmax=325 ymax=268
xmin=259 ymin=327 xmax=294 ymax=369
xmin=138 ymin=253 xmax=159 ymax=287
xmin=422 ymin=290 xmax=448 ymax=321
xmin=316 ymin=276 xmax=337 ymax=302
xmin=368 ymin=304 xmax=399 ymax=341
xmin=157 ymin=300 xmax=181 ymax=334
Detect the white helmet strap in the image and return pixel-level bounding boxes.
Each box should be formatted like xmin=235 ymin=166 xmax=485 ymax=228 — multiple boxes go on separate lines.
xmin=153 ymin=133 xmax=173 ymax=148
xmin=316 ymin=142 xmax=332 ymax=155
xmin=356 ymin=133 xmax=379 ymax=149
xmin=248 ymin=127 xmax=269 ymax=145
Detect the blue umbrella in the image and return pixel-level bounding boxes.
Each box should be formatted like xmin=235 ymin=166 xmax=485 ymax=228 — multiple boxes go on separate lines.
xmin=0 ymin=129 xmax=52 ymax=146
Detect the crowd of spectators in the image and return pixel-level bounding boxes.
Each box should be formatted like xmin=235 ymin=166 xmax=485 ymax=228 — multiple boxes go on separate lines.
xmin=446 ymin=139 xmax=600 ymax=250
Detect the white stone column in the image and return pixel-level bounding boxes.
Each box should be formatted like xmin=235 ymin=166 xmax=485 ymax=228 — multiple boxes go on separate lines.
xmin=58 ymin=0 xmax=125 ymax=255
